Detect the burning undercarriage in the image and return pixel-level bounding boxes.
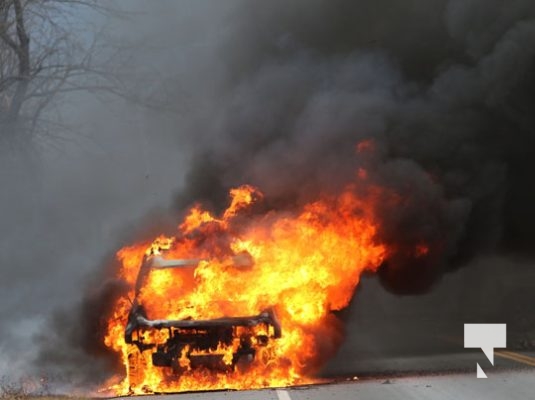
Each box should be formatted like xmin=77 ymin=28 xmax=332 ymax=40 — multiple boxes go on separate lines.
xmin=124 ymin=254 xmax=282 ymax=390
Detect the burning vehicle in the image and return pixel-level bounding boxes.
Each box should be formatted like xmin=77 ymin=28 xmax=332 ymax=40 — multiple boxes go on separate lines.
xmin=124 ymin=252 xmax=282 ymax=386
xmin=104 ymin=184 xmax=390 ymax=394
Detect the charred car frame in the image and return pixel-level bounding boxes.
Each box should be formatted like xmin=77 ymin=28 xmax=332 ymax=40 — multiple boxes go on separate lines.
xmin=124 ymin=254 xmax=282 ymax=376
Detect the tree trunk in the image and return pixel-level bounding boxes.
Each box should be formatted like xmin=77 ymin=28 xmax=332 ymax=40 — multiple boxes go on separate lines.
xmin=7 ymin=0 xmax=30 ymax=122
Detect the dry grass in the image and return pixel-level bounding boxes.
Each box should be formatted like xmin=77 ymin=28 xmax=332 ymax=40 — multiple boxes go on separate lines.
xmin=0 ymin=377 xmax=93 ymax=400
xmin=1 ymin=397 xmax=91 ymax=400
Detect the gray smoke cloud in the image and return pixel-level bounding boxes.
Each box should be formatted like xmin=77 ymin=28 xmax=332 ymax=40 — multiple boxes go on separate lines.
xmin=1 ymin=0 xmax=535 ymax=390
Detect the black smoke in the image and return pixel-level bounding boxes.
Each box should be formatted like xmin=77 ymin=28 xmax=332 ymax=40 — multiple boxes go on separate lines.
xmin=172 ymin=0 xmax=535 ymax=293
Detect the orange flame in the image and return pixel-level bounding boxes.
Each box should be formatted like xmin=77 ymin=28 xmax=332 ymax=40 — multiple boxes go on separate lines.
xmin=103 ymin=184 xmax=388 ymax=395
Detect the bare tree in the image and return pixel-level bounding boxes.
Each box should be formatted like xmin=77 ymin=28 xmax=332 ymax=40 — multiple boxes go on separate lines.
xmin=0 ymin=0 xmax=124 ymax=147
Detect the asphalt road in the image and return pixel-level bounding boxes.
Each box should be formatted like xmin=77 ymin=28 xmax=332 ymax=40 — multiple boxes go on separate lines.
xmin=135 ymin=367 xmax=535 ymax=400
xmin=125 ymin=352 xmax=535 ymax=400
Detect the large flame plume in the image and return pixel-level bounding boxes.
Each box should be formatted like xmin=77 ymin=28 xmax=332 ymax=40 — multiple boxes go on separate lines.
xmin=104 ymin=179 xmax=390 ymax=394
